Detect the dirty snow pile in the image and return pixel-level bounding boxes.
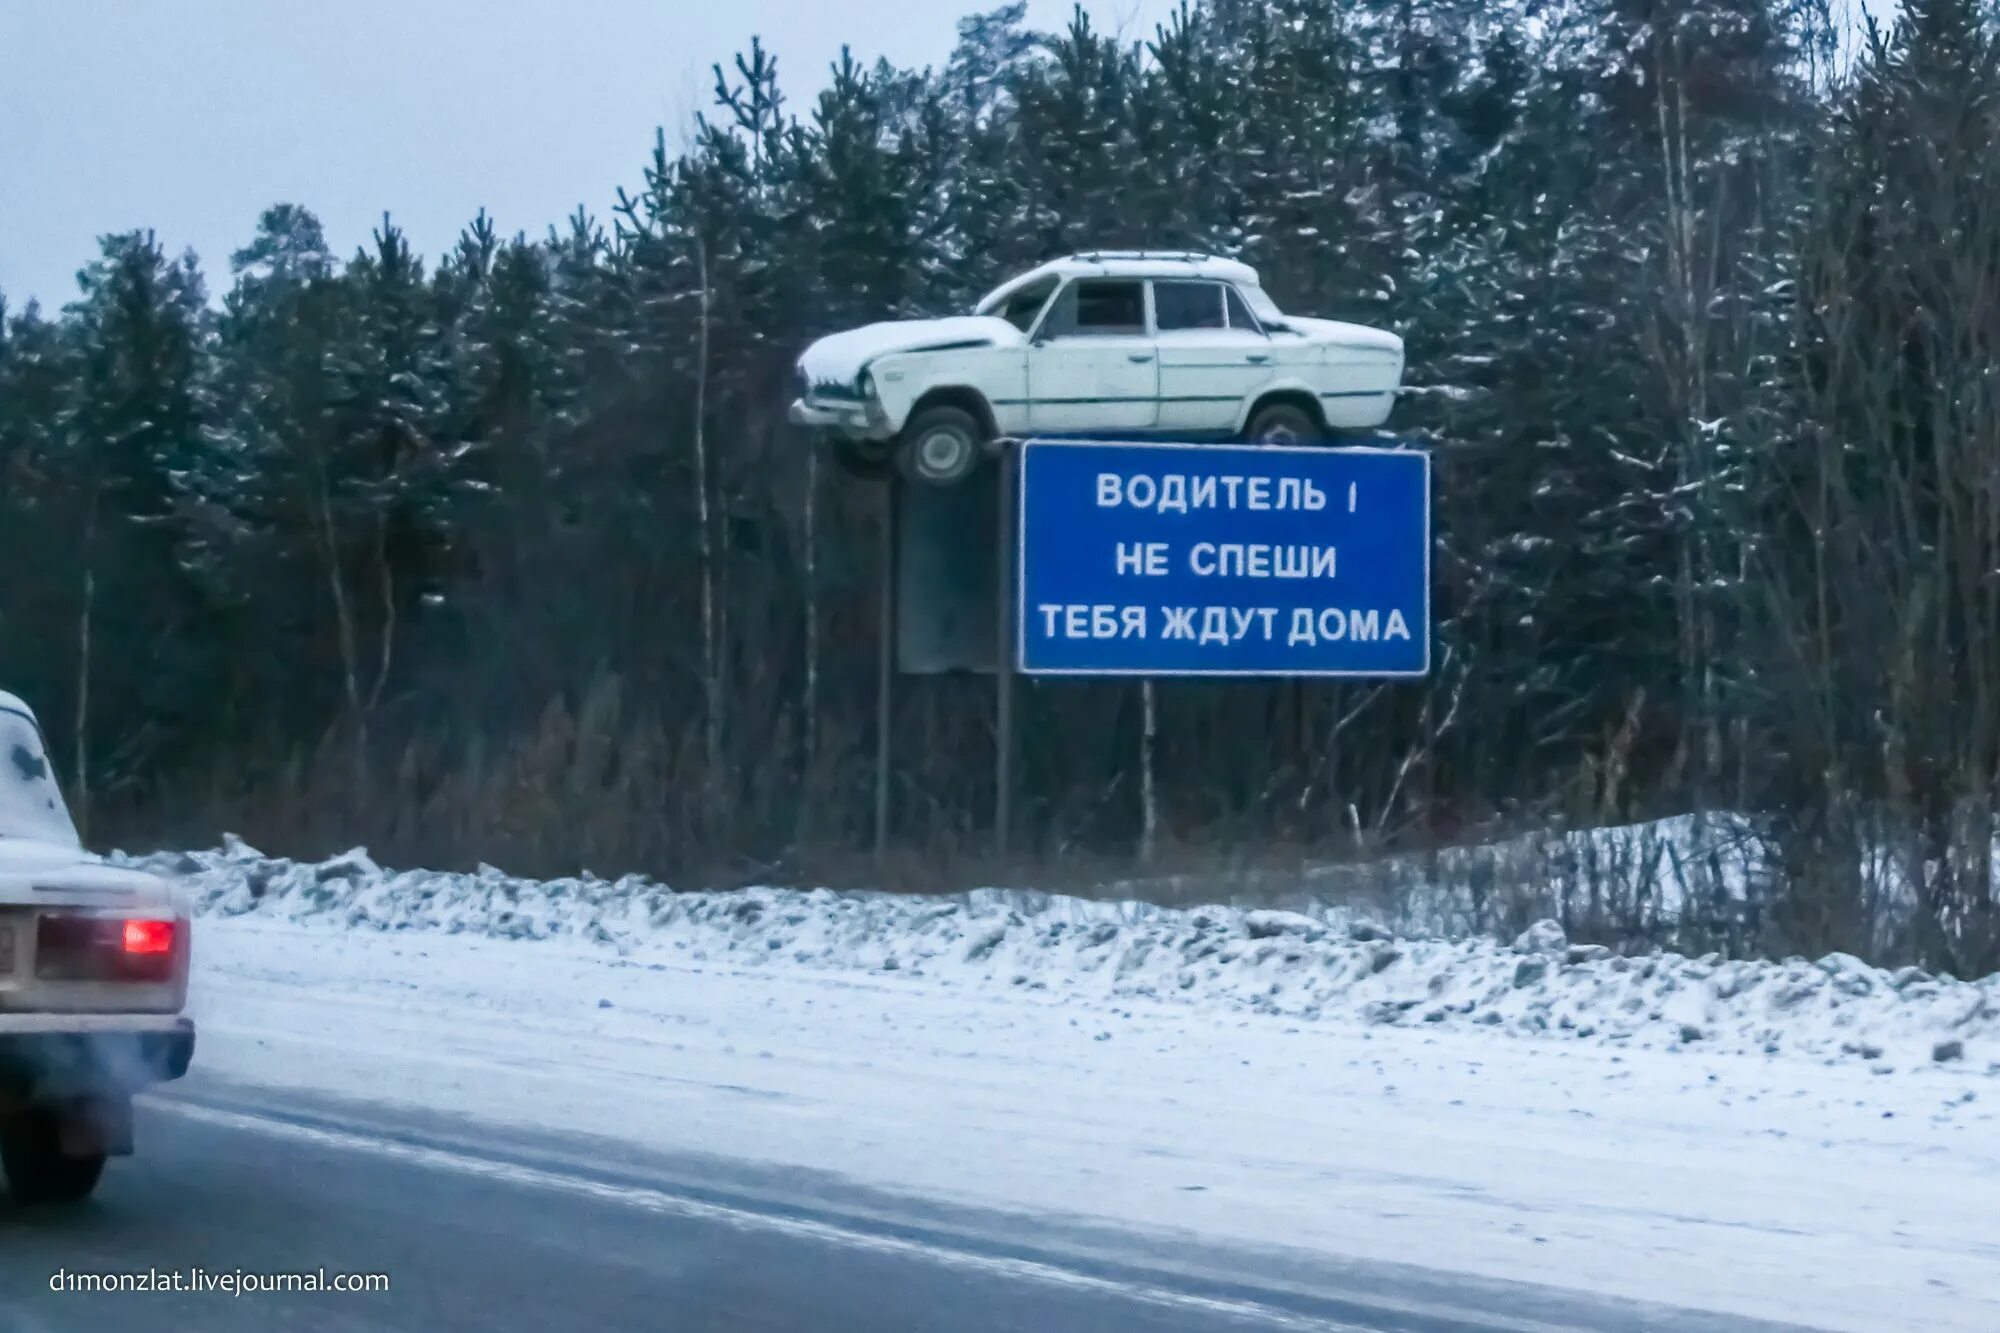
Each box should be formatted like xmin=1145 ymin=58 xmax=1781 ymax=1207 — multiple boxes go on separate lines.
xmin=127 ymin=838 xmax=1999 ymax=1069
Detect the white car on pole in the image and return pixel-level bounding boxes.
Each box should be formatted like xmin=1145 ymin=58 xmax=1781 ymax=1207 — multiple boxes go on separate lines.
xmin=788 ymin=251 xmax=1404 ymax=486
xmin=0 ymin=691 xmax=194 ymax=1203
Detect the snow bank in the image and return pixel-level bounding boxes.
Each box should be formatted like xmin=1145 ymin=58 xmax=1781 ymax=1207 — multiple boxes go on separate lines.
xmin=128 ymin=839 xmax=1999 ymax=1068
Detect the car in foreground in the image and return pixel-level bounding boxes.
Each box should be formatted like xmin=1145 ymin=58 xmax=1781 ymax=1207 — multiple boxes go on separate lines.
xmin=788 ymin=251 xmax=1404 ymax=485
xmin=0 ymin=691 xmax=193 ymax=1202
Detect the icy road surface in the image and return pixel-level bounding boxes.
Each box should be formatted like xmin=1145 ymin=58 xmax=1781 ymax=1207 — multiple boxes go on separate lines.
xmin=142 ymin=916 xmax=2000 ymax=1332
xmin=6 ymin=1079 xmax=1808 ymax=1333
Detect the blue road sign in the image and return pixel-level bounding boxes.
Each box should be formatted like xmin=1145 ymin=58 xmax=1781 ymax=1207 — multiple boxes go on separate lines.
xmin=1016 ymin=440 xmax=1430 ymax=677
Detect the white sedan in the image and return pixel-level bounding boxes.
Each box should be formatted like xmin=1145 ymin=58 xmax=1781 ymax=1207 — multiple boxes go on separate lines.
xmin=789 ymin=252 xmax=1404 ymax=485
xmin=0 ymin=691 xmax=194 ymax=1202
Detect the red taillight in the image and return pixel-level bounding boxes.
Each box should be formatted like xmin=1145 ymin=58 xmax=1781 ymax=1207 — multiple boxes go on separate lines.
xmin=123 ymin=919 xmax=175 ymax=955
xmin=35 ymin=913 xmax=178 ymax=982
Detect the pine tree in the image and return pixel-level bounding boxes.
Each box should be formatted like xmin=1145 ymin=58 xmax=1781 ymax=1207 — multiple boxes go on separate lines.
xmin=324 ymin=216 xmax=450 ymax=724
xmin=59 ymin=230 xmax=217 ymax=824
xmin=0 ymin=299 xmax=83 ymax=755
xmin=212 ymin=204 xmax=356 ymax=735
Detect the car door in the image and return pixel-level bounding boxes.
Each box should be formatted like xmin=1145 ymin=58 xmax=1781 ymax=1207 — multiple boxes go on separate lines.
xmin=1025 ymin=278 xmax=1159 ymax=434
xmin=1151 ymin=280 xmax=1275 ymax=434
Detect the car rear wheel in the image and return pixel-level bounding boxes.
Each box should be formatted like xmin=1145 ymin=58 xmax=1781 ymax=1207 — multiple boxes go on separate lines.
xmin=1243 ymin=401 xmax=1321 ymax=446
xmin=2 ymin=1108 xmax=106 ymax=1204
xmin=896 ymin=406 xmax=985 ymax=487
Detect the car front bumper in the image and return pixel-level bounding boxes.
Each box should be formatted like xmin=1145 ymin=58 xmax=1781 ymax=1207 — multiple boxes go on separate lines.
xmin=789 ymin=396 xmax=891 ymax=439
xmin=0 ymin=1014 xmax=195 ymax=1096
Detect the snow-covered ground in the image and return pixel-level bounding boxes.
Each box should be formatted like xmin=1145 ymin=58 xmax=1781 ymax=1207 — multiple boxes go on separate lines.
xmin=145 ymin=843 xmax=2000 ymax=1332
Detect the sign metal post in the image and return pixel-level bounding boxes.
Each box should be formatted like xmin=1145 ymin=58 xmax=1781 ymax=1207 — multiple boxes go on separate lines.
xmin=994 ymin=441 xmax=1016 ymax=859
xmin=873 ymin=479 xmax=898 ymax=861
xmin=876 ymin=436 xmax=1429 ymax=867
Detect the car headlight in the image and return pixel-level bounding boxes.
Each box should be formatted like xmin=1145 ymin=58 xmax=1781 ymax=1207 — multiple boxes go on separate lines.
xmin=856 ymin=368 xmax=876 ymax=399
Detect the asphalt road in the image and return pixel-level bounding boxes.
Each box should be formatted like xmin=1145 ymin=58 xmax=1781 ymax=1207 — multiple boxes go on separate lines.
xmin=0 ymin=1079 xmax=1823 ymax=1333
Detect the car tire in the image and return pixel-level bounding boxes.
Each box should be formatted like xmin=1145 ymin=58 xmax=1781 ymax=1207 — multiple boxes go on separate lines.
xmin=896 ymin=406 xmax=985 ymax=487
xmin=1243 ymin=401 xmax=1322 ymax=446
xmin=829 ymin=435 xmax=892 ymax=480
xmin=1 ymin=1109 xmax=106 ymax=1204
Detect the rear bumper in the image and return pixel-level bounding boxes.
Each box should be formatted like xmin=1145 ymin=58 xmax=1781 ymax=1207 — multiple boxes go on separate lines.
xmin=0 ymin=1015 xmax=195 ymax=1095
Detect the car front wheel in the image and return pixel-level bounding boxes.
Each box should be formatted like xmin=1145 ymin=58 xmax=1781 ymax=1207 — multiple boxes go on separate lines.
xmin=1243 ymin=401 xmax=1321 ymax=446
xmin=2 ymin=1108 xmax=107 ymax=1204
xmin=896 ymin=406 xmax=985 ymax=487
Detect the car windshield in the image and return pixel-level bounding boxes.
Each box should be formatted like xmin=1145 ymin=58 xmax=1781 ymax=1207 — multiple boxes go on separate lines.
xmin=983 ymin=277 xmax=1058 ymax=332
xmin=1236 ymin=282 xmax=1289 ymax=327
xmin=0 ymin=704 xmax=78 ymax=845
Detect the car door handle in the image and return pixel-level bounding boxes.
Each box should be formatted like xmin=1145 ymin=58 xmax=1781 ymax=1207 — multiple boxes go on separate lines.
xmin=1246 ymin=353 xmax=1270 ymax=364
xmin=1128 ymin=353 xmax=1154 ymax=363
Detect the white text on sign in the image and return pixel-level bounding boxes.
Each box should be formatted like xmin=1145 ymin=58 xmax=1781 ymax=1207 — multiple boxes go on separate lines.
xmin=1114 ymin=542 xmax=1337 ymax=579
xmin=1035 ymin=604 xmax=1413 ymax=646
xmin=1095 ymin=472 xmax=1357 ymax=514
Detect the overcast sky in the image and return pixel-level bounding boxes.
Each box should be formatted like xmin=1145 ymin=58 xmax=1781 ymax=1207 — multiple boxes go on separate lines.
xmin=0 ymin=0 xmax=1182 ymax=310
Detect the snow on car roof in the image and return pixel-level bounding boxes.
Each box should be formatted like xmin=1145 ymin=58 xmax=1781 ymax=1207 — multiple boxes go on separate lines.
xmin=975 ymin=252 xmax=1262 ymax=314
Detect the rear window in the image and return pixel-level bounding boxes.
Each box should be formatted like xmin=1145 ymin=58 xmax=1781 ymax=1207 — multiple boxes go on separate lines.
xmin=1154 ymin=281 xmax=1226 ymax=331
xmin=0 ymin=706 xmax=78 ymax=846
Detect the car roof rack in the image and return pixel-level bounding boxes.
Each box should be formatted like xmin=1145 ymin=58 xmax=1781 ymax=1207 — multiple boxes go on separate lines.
xmin=1066 ymin=250 xmax=1221 ymax=265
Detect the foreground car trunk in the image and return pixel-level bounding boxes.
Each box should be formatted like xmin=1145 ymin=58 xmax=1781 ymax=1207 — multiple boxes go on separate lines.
xmin=0 ymin=692 xmax=195 ymax=1197
xmin=0 ymin=848 xmax=189 ymax=1015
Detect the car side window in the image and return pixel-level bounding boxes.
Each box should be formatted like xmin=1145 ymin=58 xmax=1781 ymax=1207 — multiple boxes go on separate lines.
xmin=1154 ymin=281 xmax=1226 ymax=332
xmin=1224 ymin=285 xmax=1263 ymax=332
xmin=1043 ymin=279 xmax=1146 ymax=338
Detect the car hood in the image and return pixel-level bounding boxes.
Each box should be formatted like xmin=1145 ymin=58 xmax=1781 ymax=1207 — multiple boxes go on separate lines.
xmin=1274 ymin=316 xmax=1404 ymax=359
xmin=0 ymin=837 xmax=182 ymax=910
xmin=799 ymin=316 xmax=1023 ymax=391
